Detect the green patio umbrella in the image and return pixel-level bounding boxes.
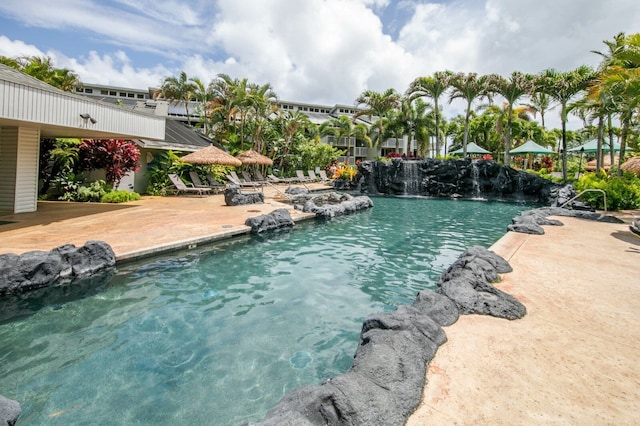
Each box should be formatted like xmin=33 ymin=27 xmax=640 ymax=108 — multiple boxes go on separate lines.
xmin=568 ymin=140 xmax=620 ymax=153
xmin=451 ymin=142 xmax=490 ymax=155
xmin=510 ymin=140 xmax=554 ymax=154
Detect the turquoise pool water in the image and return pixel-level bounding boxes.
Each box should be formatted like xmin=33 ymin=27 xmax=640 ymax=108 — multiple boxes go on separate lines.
xmin=0 ymin=197 xmax=528 ymax=425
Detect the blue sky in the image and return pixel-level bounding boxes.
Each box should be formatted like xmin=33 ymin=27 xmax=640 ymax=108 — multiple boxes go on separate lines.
xmin=1 ymin=0 xmax=639 ymax=129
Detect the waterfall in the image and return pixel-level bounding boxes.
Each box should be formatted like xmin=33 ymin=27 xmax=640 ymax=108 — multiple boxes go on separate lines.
xmin=402 ymin=161 xmax=421 ymax=195
xmin=471 ymin=161 xmax=481 ymax=198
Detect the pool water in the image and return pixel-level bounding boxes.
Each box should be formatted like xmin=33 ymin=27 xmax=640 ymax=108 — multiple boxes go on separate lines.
xmin=0 ymin=197 xmax=528 ymax=425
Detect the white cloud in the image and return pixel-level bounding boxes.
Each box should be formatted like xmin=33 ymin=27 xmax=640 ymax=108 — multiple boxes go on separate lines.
xmin=2 ymin=0 xmax=640 ymax=131
xmin=0 ymin=35 xmax=44 ymax=58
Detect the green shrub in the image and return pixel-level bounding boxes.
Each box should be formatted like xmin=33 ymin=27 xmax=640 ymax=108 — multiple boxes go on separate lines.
xmin=59 ymin=178 xmax=111 ymax=202
xmin=575 ymin=172 xmax=640 ymax=210
xmin=101 ymin=190 xmax=141 ymax=203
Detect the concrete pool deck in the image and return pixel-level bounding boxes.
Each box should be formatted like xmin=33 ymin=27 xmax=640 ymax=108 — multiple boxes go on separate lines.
xmin=408 ymin=212 xmax=640 ymax=425
xmin=1 ymin=190 xmax=639 ymax=424
xmin=0 ymin=183 xmax=327 ymax=261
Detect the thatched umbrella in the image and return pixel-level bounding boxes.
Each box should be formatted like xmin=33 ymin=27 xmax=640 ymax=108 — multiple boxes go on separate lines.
xmin=235 ymin=149 xmax=274 ymax=166
xmin=180 ymin=144 xmax=242 ymax=167
xmin=584 ymin=155 xmax=618 ymax=172
xmin=621 ymin=157 xmax=640 ymax=174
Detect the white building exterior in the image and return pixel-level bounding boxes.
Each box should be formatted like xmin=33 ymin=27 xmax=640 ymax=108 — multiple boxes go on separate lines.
xmin=0 ymin=65 xmax=165 ymax=214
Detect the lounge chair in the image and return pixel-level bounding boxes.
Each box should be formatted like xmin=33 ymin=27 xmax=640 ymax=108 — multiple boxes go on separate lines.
xmin=295 ymin=170 xmax=313 ymax=183
xmin=307 ymin=170 xmax=320 ymax=182
xmin=228 ymin=171 xmax=263 ymax=191
xmin=168 ymin=173 xmax=211 ymax=197
xmin=318 ymin=170 xmax=331 ymax=182
xmin=242 ymin=170 xmax=267 ymax=184
xmin=189 ymin=171 xmax=224 ymax=194
xmin=206 ymin=174 xmax=226 ymax=193
xmin=267 ymin=174 xmax=297 ymax=184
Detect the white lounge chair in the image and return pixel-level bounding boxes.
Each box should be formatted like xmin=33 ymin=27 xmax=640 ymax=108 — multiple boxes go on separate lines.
xmin=168 ymin=173 xmax=211 ymax=197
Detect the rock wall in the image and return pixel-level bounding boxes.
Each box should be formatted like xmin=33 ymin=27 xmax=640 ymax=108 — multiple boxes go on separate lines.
xmin=247 ymin=246 xmax=522 ymax=426
xmin=0 ymin=241 xmax=116 ymax=296
xmin=358 ymin=158 xmax=557 ymax=203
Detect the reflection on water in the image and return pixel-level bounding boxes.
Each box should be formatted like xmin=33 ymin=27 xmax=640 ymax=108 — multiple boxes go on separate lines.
xmin=0 ymin=197 xmax=528 ymax=425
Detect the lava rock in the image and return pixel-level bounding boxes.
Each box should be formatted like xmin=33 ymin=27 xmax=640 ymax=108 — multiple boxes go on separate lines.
xmin=0 ymin=241 xmax=115 ymax=296
xmin=224 ymin=185 xmax=264 ymax=206
xmin=437 ymin=246 xmax=525 ymax=320
xmin=245 ymin=208 xmax=295 ymax=233
xmin=301 ymin=192 xmax=373 ymax=218
xmin=0 ymin=394 xmax=21 ymax=426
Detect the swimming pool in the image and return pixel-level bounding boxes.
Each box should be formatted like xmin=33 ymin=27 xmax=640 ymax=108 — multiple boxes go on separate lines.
xmin=0 ymin=197 xmax=528 ymax=425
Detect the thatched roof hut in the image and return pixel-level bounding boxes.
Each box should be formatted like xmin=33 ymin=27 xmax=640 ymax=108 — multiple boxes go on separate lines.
xmin=235 ymin=149 xmax=274 ymax=166
xmin=583 ymin=156 xmax=618 ymax=172
xmin=621 ymin=157 xmax=640 ymax=174
xmin=180 ymin=144 xmax=242 ymax=167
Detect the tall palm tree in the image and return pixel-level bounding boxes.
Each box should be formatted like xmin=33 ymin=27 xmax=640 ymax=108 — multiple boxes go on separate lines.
xmin=406 ymin=71 xmax=452 ymax=156
xmin=246 ymin=82 xmax=278 ymax=153
xmin=158 ymin=71 xmax=197 ymax=125
xmin=272 ymin=110 xmax=312 ymax=171
xmin=191 ymin=77 xmax=214 ymax=136
xmin=448 ymin=72 xmax=491 ymax=156
xmin=591 ymin=32 xmax=640 ymax=175
xmin=527 ymin=85 xmax=554 ymax=129
xmin=487 ymin=72 xmax=535 ymax=166
xmin=2 ymin=55 xmax=80 ymax=92
xmin=354 ymin=88 xmax=401 ymax=155
xmin=537 ymin=66 xmax=595 ymax=179
xmin=320 ymin=115 xmax=369 ymax=164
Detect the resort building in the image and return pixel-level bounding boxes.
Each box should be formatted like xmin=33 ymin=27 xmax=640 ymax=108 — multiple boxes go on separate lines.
xmin=0 ymin=65 xmax=165 ymax=214
xmin=77 ymin=83 xmax=414 ymax=163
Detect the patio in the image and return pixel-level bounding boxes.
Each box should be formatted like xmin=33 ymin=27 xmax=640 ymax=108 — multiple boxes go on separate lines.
xmin=0 ymin=182 xmax=328 ymax=261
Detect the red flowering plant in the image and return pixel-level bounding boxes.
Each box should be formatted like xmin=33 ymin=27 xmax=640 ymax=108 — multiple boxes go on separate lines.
xmin=78 ymin=139 xmax=141 ymax=187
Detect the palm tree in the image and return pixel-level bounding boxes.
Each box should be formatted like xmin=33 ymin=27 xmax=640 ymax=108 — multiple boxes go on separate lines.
xmin=1 ymin=55 xmax=80 ymax=92
xmin=190 ymin=77 xmax=213 ymax=136
xmin=354 ymin=88 xmax=401 ymax=156
xmin=487 ymin=72 xmax=535 ymax=166
xmin=272 ymin=110 xmax=312 ymax=171
xmin=591 ymin=32 xmax=640 ymax=175
xmin=320 ymin=115 xmax=369 ymax=164
xmin=406 ymin=71 xmax=452 ymax=156
xmin=527 ymin=84 xmax=554 ymax=129
xmin=246 ymin=82 xmax=278 ymax=153
xmin=448 ymin=72 xmax=491 ymax=156
xmin=158 ymin=71 xmax=197 ymax=126
xmin=537 ymin=66 xmax=595 ymax=179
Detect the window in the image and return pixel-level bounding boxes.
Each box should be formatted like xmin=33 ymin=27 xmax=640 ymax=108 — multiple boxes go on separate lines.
xmin=137 ymin=94 xmax=144 ymax=99
xmin=119 ymin=92 xmax=126 ymax=96
xmin=76 ymin=88 xmax=83 ymax=92
xmin=100 ymin=90 xmax=108 ymax=95
xmin=109 ymin=91 xmax=116 ymax=96
xmin=128 ymin=93 xmax=134 ymax=98
xmin=85 ymin=88 xmax=93 ymax=94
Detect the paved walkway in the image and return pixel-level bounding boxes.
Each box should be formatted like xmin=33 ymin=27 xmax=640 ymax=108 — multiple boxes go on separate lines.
xmin=0 ymin=183 xmax=326 ymax=261
xmin=407 ymin=213 xmax=640 ymax=425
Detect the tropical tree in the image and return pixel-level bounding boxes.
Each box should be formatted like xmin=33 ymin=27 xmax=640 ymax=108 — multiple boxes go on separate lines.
xmin=1 ymin=55 xmax=80 ymax=91
xmin=319 ymin=115 xmax=369 ymax=164
xmin=448 ymin=72 xmax=491 ymax=156
xmin=270 ymin=110 xmax=313 ymax=172
xmin=246 ymin=82 xmax=278 ymax=153
xmin=537 ymin=66 xmax=595 ymax=179
xmin=158 ymin=71 xmax=197 ymax=125
xmin=590 ymin=32 xmax=640 ymax=175
xmin=355 ymin=88 xmax=401 ymax=154
xmin=406 ymin=71 xmax=452 ymax=156
xmin=487 ymin=72 xmax=535 ymax=166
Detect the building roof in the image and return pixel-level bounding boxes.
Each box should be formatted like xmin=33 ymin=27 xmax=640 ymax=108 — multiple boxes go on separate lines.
xmin=136 ymin=119 xmax=221 ymax=152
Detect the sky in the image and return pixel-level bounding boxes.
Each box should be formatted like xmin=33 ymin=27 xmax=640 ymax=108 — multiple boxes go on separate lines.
xmin=1 ymin=0 xmax=639 ymax=130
